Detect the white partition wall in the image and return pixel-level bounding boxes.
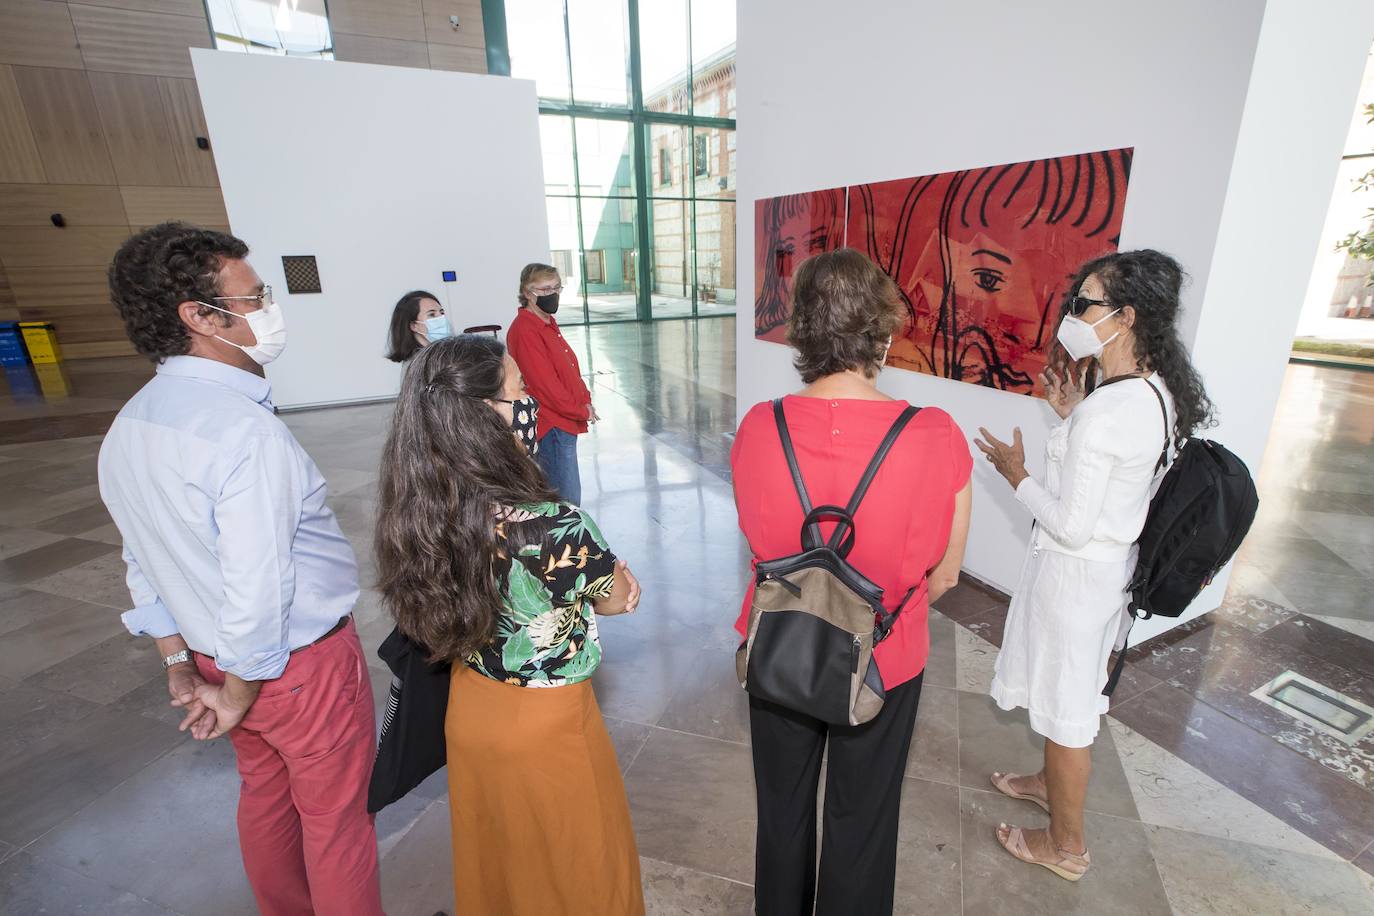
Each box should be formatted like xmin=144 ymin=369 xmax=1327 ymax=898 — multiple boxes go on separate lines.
xmin=737 ymin=0 xmax=1374 ymax=641
xmin=192 ymin=50 xmax=549 ymax=409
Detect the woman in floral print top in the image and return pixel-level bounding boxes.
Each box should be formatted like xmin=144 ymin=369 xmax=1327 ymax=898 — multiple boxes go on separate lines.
xmin=375 ymin=335 xmax=646 ymax=915
xmin=471 ymin=501 xmax=620 ymax=687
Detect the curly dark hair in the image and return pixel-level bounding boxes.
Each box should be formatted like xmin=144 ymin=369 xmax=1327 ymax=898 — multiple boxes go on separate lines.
xmin=108 ymin=222 xmax=249 ymax=362
xmin=1060 ymin=249 xmax=1215 ymax=443
xmin=787 ymin=247 xmax=905 ymax=384
xmin=375 ymin=335 xmax=559 ymax=662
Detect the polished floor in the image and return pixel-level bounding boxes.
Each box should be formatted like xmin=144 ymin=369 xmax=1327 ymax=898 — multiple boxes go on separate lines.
xmin=1 ymin=321 xmax=1373 ymax=914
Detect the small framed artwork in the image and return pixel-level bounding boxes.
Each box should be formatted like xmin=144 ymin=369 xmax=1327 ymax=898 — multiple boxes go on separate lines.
xmin=282 ymin=256 xmax=322 ymax=294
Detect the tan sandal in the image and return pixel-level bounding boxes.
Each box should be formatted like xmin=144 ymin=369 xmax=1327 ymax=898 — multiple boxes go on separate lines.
xmin=990 ymin=771 xmax=1050 ymax=813
xmin=996 ymin=823 xmax=1090 ymax=881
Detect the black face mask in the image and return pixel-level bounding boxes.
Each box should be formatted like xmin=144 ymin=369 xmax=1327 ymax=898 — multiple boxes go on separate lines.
xmin=535 ymin=292 xmax=560 ymax=315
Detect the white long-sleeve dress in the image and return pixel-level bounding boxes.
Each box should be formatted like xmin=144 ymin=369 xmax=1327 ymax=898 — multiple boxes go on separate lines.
xmin=990 ymin=375 xmax=1174 ymax=747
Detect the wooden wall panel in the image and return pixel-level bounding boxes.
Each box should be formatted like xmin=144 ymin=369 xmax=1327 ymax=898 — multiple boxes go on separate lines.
xmin=0 ymin=0 xmax=85 ymax=70
xmin=68 ymin=4 xmax=212 ymax=79
xmin=63 ymin=339 xmax=137 ymax=358
xmin=420 ymin=0 xmax=485 ymax=49
xmin=0 ymin=66 xmax=46 ymax=183
xmin=427 ymin=44 xmax=487 ymax=74
xmin=0 ymin=264 xmax=18 ymax=322
xmin=120 ymin=187 xmax=227 ymax=227
xmin=65 ymin=0 xmax=208 ymax=17
xmin=0 ymin=226 xmax=131 ymax=268
xmin=88 ymin=71 xmax=183 ymax=186
xmin=8 ymin=266 xmax=113 ymax=313
xmin=332 ymin=32 xmax=432 ymax=69
xmin=12 ymin=66 xmax=116 ymax=184
xmin=157 ymin=77 xmax=218 ymax=187
xmin=328 ymin=0 xmax=426 ymax=43
xmin=0 ymin=184 xmax=127 ymax=226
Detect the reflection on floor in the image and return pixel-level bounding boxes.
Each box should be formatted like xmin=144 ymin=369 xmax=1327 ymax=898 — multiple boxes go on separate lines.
xmin=1 ymin=322 xmax=1372 ymax=914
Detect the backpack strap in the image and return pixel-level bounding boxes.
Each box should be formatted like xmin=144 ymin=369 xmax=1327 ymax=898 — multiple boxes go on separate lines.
xmin=828 ymin=405 xmax=921 ymax=550
xmin=773 ymin=398 xmax=825 ymax=550
xmin=1140 ymin=379 xmax=1170 ymax=474
xmin=1102 ymin=618 xmax=1135 ymax=697
xmin=1098 ymin=375 xmax=1170 ymax=473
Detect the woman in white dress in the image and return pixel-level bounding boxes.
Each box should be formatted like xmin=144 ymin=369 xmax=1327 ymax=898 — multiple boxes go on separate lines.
xmin=974 ymin=250 xmax=1214 ymax=881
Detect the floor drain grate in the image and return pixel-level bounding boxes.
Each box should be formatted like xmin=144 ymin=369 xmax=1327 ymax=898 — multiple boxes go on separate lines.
xmin=1251 ymin=671 xmax=1374 ymax=746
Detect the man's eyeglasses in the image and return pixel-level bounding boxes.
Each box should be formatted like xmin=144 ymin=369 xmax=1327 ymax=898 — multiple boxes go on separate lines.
xmin=529 ymin=284 xmax=563 ymax=296
xmin=214 ymin=286 xmax=274 ymax=309
xmin=1067 ymin=294 xmax=1108 ymax=316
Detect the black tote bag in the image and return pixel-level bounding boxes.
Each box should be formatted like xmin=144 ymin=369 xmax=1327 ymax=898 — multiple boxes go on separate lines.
xmin=366 ymin=626 xmax=451 ymax=814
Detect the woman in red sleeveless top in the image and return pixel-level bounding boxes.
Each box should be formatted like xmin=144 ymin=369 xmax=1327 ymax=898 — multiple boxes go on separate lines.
xmin=732 ymin=249 xmax=973 ymax=915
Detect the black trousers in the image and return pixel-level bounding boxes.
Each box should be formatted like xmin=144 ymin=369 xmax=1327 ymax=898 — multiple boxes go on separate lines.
xmin=749 ymin=673 xmax=923 ymax=916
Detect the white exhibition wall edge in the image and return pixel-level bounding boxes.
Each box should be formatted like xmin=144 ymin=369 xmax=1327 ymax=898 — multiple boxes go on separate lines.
xmin=737 ymin=0 xmax=1374 ymax=643
xmin=192 ymin=50 xmax=550 ymax=409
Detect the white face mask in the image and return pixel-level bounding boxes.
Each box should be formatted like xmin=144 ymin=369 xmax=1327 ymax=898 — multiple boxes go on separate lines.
xmin=1056 ymin=308 xmax=1120 ymax=361
xmin=200 ymin=300 xmax=288 ymax=366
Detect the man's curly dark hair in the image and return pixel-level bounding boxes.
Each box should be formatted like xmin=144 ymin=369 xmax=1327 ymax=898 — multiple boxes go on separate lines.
xmin=108 ymin=222 xmax=250 ymax=362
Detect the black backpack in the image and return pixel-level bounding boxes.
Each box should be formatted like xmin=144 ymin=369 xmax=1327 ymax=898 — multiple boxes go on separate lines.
xmin=735 ymin=398 xmax=921 ymax=726
xmin=1103 ymin=377 xmax=1258 ymax=694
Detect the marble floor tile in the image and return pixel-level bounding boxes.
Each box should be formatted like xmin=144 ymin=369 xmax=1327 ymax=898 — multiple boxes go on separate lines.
xmin=0 ymin=525 xmax=64 ymax=561
xmin=892 ymin=776 xmax=962 ymax=915
xmin=0 ymin=584 xmax=103 ymax=636
xmin=931 ymin=577 xmax=1006 ymax=623
xmin=1265 ymin=570 xmax=1374 ymax=622
xmin=924 ymin=609 xmax=956 ymax=689
xmin=1106 ymin=719 xmax=1343 ymax=861
xmin=379 ymin=798 xmax=454 ymax=916
xmin=1146 ymin=824 xmax=1374 ymax=916
xmin=0 ymin=595 xmax=125 ymax=680
xmin=963 ymin=604 xmax=1007 ymax=648
xmin=1110 ymin=683 xmax=1374 ymax=859
xmin=622 ymin=727 xmax=757 ymax=884
xmin=0 ymin=681 xmax=101 ymax=761
xmin=25 ymin=548 xmax=137 ymax=610
xmin=27 ymin=631 xmax=162 ymax=704
xmin=591 ymin=629 xmax=702 ymax=726
xmin=0 ymin=704 xmax=186 ymax=846
xmin=0 ymin=536 xmax=118 ymax=585
xmin=606 ymin=716 xmax=652 ymax=774
xmin=1310 ymin=613 xmax=1374 ymax=642
xmin=33 ymin=501 xmax=112 ymax=536
xmin=1210 ymin=594 xmax=1300 ymax=635
xmin=0 ymin=851 xmax=183 ymax=916
xmin=957 ymin=691 xmax=1139 ymax=820
xmin=1261 ymin=614 xmax=1374 ymax=678
xmin=1224 ymin=559 xmax=1295 ymax=608
xmin=905 ymin=683 xmax=959 ymax=786
xmin=656 ymin=645 xmax=751 ymax=745
xmin=0 ymin=483 xmax=104 ymax=528
xmin=959 ymin=787 xmax=1172 ymax=916
xmin=955 ymin=623 xmax=998 ymax=694
xmin=28 ymin=737 xmax=253 ymax=916
xmin=641 ymin=856 xmax=754 ymax=916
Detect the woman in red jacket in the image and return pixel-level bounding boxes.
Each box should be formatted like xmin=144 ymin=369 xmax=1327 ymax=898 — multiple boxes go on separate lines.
xmin=733 ymin=248 xmax=973 ymax=915
xmin=506 ymin=263 xmax=594 ymax=504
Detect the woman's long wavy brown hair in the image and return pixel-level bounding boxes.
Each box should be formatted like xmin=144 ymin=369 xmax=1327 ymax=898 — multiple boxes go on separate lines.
xmin=375 ymin=335 xmax=558 ymax=661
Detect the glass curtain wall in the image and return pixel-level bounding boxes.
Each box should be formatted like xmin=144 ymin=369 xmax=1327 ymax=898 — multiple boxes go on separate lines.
xmin=502 ymin=0 xmax=736 ymax=323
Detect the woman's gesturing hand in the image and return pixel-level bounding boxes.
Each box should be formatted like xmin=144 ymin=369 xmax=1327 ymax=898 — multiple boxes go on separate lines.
xmin=1040 ymin=365 xmax=1086 ymax=420
xmin=974 ymin=427 xmax=1029 ymax=490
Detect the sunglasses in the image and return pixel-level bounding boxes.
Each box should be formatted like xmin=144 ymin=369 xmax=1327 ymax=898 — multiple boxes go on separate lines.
xmin=1067 ymin=294 xmax=1109 ymax=317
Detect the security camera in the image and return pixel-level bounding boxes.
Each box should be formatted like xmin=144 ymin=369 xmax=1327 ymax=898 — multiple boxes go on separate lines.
xmin=449 ymin=15 xmax=460 ymax=28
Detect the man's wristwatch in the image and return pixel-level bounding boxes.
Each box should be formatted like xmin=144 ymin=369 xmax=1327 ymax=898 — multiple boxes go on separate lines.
xmin=163 ymin=649 xmax=192 ymax=670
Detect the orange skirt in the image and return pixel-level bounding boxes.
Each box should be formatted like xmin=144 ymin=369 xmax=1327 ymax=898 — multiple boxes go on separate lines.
xmin=445 ymin=664 xmax=644 ymax=915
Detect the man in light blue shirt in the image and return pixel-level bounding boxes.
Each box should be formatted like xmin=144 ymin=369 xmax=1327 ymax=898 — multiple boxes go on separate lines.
xmin=100 ymin=223 xmax=383 ymax=916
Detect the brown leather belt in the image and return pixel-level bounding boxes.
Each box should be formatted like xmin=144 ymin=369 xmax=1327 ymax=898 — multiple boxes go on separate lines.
xmin=291 ymin=615 xmax=350 ymax=654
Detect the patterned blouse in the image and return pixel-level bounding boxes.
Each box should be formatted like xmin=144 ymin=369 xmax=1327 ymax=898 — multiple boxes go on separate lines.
xmin=467 ymin=501 xmax=618 ymax=687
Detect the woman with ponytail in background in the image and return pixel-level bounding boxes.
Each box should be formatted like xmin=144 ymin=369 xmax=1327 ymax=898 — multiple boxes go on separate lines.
xmin=974 ymin=250 xmax=1214 ymax=881
xmin=375 ymin=335 xmax=644 ymax=914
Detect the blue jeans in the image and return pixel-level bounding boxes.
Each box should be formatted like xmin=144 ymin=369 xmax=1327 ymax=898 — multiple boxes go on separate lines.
xmin=536 ymin=427 xmax=582 ymax=505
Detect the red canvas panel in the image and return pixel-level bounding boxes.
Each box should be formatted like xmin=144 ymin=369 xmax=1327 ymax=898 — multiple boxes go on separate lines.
xmin=753 ymin=150 xmax=1133 ymax=396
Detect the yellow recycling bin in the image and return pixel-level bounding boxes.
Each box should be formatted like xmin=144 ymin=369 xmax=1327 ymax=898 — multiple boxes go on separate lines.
xmin=19 ymin=322 xmax=62 ymax=363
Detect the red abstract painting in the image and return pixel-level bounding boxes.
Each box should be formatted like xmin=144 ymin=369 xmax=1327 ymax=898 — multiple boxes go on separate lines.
xmin=753 ymin=149 xmax=1133 ymax=396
